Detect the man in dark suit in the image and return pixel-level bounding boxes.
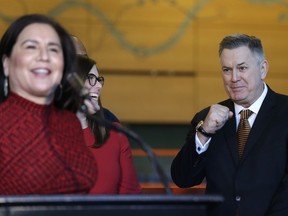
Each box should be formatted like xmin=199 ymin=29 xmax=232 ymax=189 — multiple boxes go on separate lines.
xmin=171 ymin=34 xmax=288 ymax=216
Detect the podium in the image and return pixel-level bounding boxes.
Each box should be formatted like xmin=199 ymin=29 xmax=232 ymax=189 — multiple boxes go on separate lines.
xmin=0 ymin=194 xmax=223 ymax=216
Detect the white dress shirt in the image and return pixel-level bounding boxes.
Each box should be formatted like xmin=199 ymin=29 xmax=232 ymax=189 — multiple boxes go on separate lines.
xmin=195 ymin=83 xmax=268 ymax=154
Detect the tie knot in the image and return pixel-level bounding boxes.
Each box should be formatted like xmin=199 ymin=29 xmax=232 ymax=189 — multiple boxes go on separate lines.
xmin=240 ymin=109 xmax=253 ymax=119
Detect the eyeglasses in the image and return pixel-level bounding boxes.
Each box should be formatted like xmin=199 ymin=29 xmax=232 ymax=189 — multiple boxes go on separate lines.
xmin=87 ymin=74 xmax=104 ymax=86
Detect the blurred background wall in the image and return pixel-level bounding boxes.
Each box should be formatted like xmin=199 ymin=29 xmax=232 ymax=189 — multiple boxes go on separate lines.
xmin=1 ymin=0 xmax=288 ymax=187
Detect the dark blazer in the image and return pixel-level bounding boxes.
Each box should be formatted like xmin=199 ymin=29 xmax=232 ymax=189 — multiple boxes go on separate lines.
xmin=171 ymin=87 xmax=288 ymax=216
xmin=103 ymin=108 xmax=120 ymax=123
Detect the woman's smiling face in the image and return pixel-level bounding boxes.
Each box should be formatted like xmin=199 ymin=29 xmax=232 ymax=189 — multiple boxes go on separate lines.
xmin=3 ymin=23 xmax=64 ymax=104
xmin=84 ymin=64 xmax=103 ymax=114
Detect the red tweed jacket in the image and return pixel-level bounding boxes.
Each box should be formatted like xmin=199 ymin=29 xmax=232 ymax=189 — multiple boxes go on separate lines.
xmin=0 ymin=93 xmax=97 ymax=194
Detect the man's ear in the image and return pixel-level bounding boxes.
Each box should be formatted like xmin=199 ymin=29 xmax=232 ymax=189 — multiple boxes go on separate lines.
xmin=260 ymin=60 xmax=268 ymax=80
xmin=2 ymin=55 xmax=9 ymax=76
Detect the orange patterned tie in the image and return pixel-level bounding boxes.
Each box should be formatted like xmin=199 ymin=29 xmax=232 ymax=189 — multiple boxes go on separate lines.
xmin=237 ymin=109 xmax=253 ymax=160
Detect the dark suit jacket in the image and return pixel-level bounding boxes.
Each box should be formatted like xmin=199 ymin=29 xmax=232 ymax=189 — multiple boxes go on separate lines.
xmin=171 ymin=87 xmax=288 ymax=216
xmin=103 ymin=107 xmax=119 ymax=123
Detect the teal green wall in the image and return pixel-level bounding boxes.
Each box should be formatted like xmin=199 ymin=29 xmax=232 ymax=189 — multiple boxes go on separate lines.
xmin=125 ymin=123 xmax=191 ymax=183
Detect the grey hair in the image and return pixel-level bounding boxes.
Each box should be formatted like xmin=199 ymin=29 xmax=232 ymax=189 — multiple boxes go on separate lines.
xmin=218 ymin=34 xmax=265 ymax=63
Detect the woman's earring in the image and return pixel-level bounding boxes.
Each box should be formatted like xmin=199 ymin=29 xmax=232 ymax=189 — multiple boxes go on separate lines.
xmin=4 ymin=77 xmax=8 ymax=97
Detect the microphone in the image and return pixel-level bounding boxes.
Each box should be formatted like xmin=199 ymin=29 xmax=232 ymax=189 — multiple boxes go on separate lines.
xmin=88 ymin=116 xmax=173 ymax=195
xmin=66 ymin=72 xmax=173 ymax=195
xmin=66 ymin=73 xmax=90 ymax=100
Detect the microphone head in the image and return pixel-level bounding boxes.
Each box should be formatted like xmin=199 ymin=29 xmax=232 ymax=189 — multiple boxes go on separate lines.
xmin=66 ymin=72 xmax=84 ymax=91
xmin=66 ymin=73 xmax=89 ymax=98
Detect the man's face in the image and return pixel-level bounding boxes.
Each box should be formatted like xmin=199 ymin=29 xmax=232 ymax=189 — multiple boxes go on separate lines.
xmin=220 ymin=46 xmax=268 ymax=107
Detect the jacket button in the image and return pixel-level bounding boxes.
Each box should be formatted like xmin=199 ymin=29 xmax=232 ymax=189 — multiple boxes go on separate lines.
xmin=236 ymin=196 xmax=241 ymax=202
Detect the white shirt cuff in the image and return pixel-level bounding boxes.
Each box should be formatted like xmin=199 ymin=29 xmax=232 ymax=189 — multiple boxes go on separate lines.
xmin=195 ymin=134 xmax=211 ymax=154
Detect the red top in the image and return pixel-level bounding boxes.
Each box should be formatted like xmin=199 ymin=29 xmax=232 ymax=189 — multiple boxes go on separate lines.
xmin=0 ymin=93 xmax=97 ymax=194
xmin=83 ymin=123 xmax=142 ymax=194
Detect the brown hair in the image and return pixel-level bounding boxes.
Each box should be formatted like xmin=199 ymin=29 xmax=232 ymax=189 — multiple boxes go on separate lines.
xmin=77 ymin=55 xmax=110 ymax=147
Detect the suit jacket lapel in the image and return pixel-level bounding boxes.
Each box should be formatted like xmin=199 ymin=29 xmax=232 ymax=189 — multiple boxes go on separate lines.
xmin=225 ymin=116 xmax=238 ymax=166
xmin=241 ymin=88 xmax=276 ymax=162
xmin=221 ymin=100 xmax=239 ymax=166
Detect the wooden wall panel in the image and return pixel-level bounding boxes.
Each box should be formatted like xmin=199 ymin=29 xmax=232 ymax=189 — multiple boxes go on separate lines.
xmin=196 ymin=25 xmax=288 ymax=75
xmin=85 ymin=24 xmax=196 ymax=71
xmin=0 ymin=0 xmax=288 ymax=123
xmin=196 ymin=76 xmax=227 ymax=110
xmin=266 ymin=77 xmax=288 ymax=95
xmin=101 ymin=75 xmax=196 ymax=123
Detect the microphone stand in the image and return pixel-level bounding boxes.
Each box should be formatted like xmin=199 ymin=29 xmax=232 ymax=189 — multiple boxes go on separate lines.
xmin=66 ymin=72 xmax=172 ymax=194
xmin=79 ymin=103 xmax=173 ymax=195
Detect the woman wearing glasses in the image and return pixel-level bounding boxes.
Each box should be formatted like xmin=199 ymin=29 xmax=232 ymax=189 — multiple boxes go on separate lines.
xmin=73 ymin=55 xmax=142 ymax=194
